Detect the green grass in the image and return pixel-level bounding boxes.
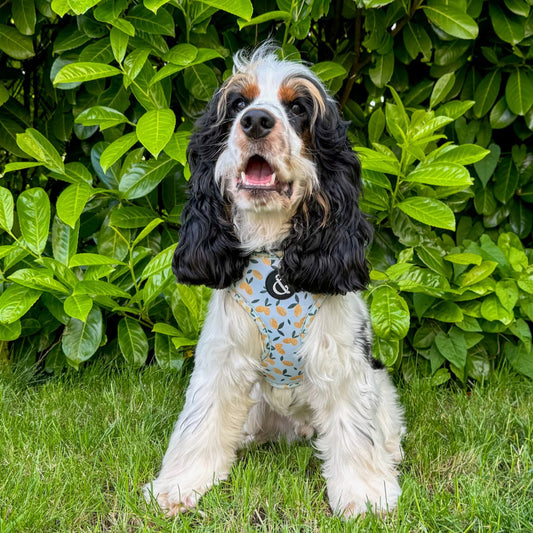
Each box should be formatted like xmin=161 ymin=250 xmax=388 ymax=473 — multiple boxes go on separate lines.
xmin=1 ymin=362 xmax=532 ymax=532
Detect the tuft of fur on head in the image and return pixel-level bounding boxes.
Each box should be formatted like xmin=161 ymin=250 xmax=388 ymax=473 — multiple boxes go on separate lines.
xmin=173 ymin=43 xmax=372 ymax=294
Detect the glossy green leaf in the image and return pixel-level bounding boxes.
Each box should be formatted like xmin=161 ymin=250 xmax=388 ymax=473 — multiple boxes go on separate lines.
xmin=0 ymin=23 xmax=35 ymax=59
xmin=369 ymin=51 xmax=394 ymax=88
xmin=154 ymin=332 xmax=183 ymax=370
xmin=183 ymin=64 xmax=218 ymax=101
xmin=53 ymin=62 xmax=122 ymax=85
xmin=163 ymin=43 xmax=198 ymax=65
xmin=504 ymin=342 xmax=533 ymax=379
xmin=8 ymin=268 xmax=69 ymax=295
xmin=424 ymin=2 xmax=478 ymax=39
xmin=0 ymin=187 xmax=14 ymax=232
xmin=435 ymin=329 xmax=467 ymax=369
xmin=430 ymin=72 xmax=455 ymax=109
xmin=56 ymin=183 xmax=94 ymax=228
xmin=119 ymin=156 xmax=177 ymax=200
xmin=132 ymin=218 xmax=163 ymax=247
xmin=405 ymin=163 xmax=472 ymax=187
xmin=52 ymin=215 xmax=78 ymax=266
xmin=444 ymin=253 xmax=483 ymax=266
xmin=78 ymin=38 xmax=114 ymax=64
xmin=496 ymin=280 xmax=518 ymax=311
xmin=13 ymin=0 xmax=36 ymax=36
xmin=489 ymin=4 xmax=525 ymax=44
xmin=123 ymin=48 xmax=152 ymax=83
xmin=431 ymin=144 xmax=490 ymax=166
xmin=64 ymin=294 xmax=93 ymax=322
xmin=473 ymin=143 xmax=500 ymax=188
xmin=0 ymin=285 xmax=41 ymax=324
xmin=152 ymin=323 xmax=182 ymax=336
xmin=171 ymin=337 xmax=198 ymax=350
xmin=238 ymin=10 xmax=290 ymax=29
xmin=505 ymin=69 xmax=533 ymax=116
xmin=460 ymin=261 xmax=498 ymax=287
xmin=140 ymin=244 xmax=174 ymax=280
xmin=0 ymin=321 xmax=22 ymax=341
xmin=52 ymin=0 xmax=100 ymax=16
xmin=109 ymin=207 xmax=159 ymax=228
xmin=3 ymin=162 xmax=43 ymax=173
xmin=504 ymin=0 xmax=530 ymax=17
xmin=16 ymin=188 xmax=51 ymax=255
xmin=164 ymin=131 xmax=190 ymax=165
xmin=494 ymin=157 xmax=519 ymax=203
xmin=61 ymin=307 xmax=103 ymax=368
xmin=75 ymin=106 xmax=130 ymax=130
xmin=481 ymin=295 xmax=513 ymax=324
xmin=69 ymin=253 xmax=125 ymax=267
xmin=370 ymin=286 xmax=410 ymax=341
xmin=436 ymin=100 xmax=475 ymax=120
xmin=367 ymin=109 xmax=385 ymax=145
xmin=473 ymin=70 xmax=501 ymax=118
xmin=311 ymin=62 xmax=347 ymax=82
xmin=509 ymin=200 xmax=533 ymax=238
xmin=136 ymin=109 xmax=176 ymax=158
xmin=201 ymin=0 xmax=253 ymax=19
xmin=490 ymin=97 xmax=517 ymax=129
xmin=425 ymin=301 xmax=464 ymax=322
xmin=110 ymin=27 xmax=129 ymax=63
xmin=16 ymin=128 xmax=64 ymax=173
xmin=118 ymin=317 xmax=149 ymax=367
xmin=373 ymin=337 xmax=400 ymax=367
xmin=403 ymin=22 xmax=432 ymax=61
xmin=397 ymin=197 xmax=456 ymax=230
xmin=100 ymin=132 xmax=139 ymax=173
xmin=127 ymin=5 xmax=175 ymax=36
xmin=75 ymin=280 xmax=130 ymax=299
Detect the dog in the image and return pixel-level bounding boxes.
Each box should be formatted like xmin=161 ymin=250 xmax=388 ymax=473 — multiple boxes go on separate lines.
xmin=144 ymin=44 xmax=405 ymax=519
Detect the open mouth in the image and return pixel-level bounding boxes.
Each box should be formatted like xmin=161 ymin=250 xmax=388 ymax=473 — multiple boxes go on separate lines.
xmin=237 ymin=155 xmax=293 ymax=197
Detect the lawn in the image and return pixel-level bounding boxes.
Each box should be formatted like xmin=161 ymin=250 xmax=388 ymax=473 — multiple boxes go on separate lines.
xmin=0 ymin=361 xmax=531 ymax=532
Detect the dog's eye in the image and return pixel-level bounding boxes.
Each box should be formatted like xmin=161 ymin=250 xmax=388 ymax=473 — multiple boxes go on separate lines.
xmin=233 ymin=97 xmax=248 ymax=112
xmin=289 ymin=102 xmax=305 ymax=116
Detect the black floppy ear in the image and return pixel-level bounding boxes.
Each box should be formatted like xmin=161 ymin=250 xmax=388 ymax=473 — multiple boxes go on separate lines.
xmin=172 ymin=91 xmax=248 ymax=289
xmin=280 ymin=99 xmax=373 ymax=294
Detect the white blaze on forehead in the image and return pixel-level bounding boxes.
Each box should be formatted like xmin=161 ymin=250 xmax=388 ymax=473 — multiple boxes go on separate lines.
xmin=232 ymin=48 xmax=328 ymax=121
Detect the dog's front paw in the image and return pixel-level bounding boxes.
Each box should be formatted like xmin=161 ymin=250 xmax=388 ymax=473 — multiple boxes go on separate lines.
xmin=330 ymin=476 xmax=401 ymax=519
xmin=143 ymin=478 xmax=207 ymax=516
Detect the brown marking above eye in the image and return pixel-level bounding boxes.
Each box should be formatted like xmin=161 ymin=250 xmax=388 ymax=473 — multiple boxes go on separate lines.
xmin=241 ymin=82 xmax=260 ymax=101
xmin=278 ymin=84 xmax=297 ymax=104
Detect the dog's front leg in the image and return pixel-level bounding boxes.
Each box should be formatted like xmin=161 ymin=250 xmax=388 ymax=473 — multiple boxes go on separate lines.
xmin=144 ymin=292 xmax=259 ymax=515
xmin=308 ymin=365 xmax=402 ymax=519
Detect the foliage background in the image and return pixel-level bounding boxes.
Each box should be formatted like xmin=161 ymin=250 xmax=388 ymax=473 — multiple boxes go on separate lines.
xmin=0 ymin=0 xmax=532 ymax=384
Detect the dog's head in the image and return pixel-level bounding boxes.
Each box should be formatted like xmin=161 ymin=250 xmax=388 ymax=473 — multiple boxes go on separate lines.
xmin=173 ymin=44 xmax=372 ymax=294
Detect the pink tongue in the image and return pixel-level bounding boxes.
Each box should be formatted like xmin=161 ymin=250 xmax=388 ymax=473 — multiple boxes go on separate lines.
xmin=245 ymin=157 xmax=273 ymax=184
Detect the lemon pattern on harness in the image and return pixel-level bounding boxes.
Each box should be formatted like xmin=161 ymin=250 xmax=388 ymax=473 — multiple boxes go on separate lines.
xmin=229 ymin=252 xmax=327 ymax=389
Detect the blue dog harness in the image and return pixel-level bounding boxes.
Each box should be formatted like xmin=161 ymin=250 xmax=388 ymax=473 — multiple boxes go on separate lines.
xmin=229 ymin=252 xmax=327 ymax=389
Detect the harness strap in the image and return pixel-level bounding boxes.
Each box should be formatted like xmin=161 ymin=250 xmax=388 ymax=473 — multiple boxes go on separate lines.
xmin=229 ymin=252 xmax=326 ymax=389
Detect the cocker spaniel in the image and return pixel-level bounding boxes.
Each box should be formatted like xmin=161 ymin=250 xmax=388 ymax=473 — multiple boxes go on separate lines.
xmin=145 ymin=44 xmax=405 ymax=519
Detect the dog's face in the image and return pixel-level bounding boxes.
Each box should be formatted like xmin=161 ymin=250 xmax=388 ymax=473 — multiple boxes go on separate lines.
xmin=174 ymin=46 xmax=373 ymax=294
xmin=214 ymin=57 xmax=325 ymax=214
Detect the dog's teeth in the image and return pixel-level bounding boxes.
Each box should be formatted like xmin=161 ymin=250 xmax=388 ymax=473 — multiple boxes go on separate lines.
xmin=269 ymin=172 xmax=276 ymax=186
xmin=240 ymin=171 xmax=246 ymax=183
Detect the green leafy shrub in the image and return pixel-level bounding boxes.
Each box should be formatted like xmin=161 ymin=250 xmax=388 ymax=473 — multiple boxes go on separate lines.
xmin=0 ymin=0 xmax=531 ymax=382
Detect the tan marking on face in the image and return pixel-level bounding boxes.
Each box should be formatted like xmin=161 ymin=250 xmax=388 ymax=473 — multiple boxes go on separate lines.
xmin=241 ymin=82 xmax=259 ymax=101
xmin=278 ymin=84 xmax=297 ymax=103
xmin=283 ymin=77 xmax=327 ymax=124
xmin=217 ymin=72 xmax=257 ymax=118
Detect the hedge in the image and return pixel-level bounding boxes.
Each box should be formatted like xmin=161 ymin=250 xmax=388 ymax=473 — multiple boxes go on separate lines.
xmin=0 ymin=0 xmax=532 ymax=384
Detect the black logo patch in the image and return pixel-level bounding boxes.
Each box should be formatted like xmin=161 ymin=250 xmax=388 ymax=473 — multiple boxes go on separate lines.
xmin=265 ymin=269 xmax=294 ymax=300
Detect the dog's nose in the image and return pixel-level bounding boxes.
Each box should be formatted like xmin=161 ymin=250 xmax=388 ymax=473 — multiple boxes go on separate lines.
xmin=240 ymin=109 xmax=276 ymax=139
